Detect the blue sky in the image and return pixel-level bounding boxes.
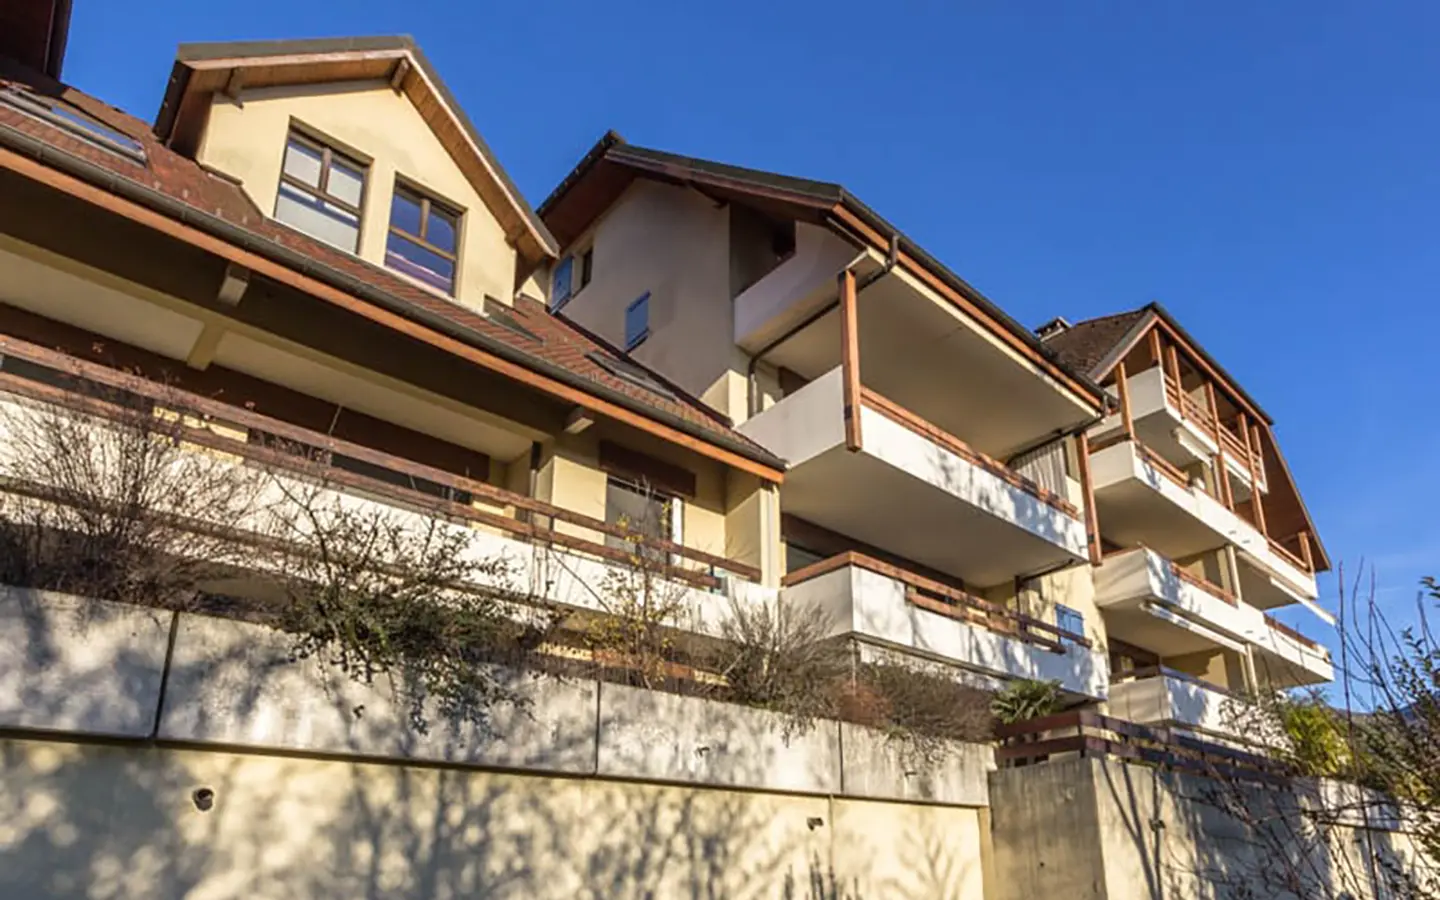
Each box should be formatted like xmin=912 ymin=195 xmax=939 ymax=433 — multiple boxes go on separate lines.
xmin=64 ymin=1 xmax=1440 ymax=667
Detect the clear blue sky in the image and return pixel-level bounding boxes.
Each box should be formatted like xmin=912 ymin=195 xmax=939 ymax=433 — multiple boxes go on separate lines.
xmin=64 ymin=1 xmax=1440 ymax=665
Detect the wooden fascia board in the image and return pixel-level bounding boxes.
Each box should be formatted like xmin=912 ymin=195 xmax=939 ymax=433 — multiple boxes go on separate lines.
xmin=826 ymin=204 xmax=1102 ymax=409
xmin=0 ymin=145 xmax=781 ymax=484
xmin=1253 ymin=421 xmax=1330 ymax=571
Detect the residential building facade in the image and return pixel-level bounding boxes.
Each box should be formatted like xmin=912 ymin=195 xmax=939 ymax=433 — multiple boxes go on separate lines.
xmin=0 ymin=3 xmax=1355 ymax=898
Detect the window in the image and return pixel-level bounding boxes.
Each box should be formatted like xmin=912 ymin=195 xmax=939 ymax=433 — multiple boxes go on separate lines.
xmin=625 ymin=292 xmax=650 ymax=350
xmin=386 ymin=182 xmax=461 ymax=294
xmin=275 ymin=130 xmax=367 ymax=252
xmin=771 ymin=220 xmax=796 ymax=259
xmin=551 ymin=256 xmax=574 ymax=310
xmin=0 ymin=86 xmax=145 ymax=162
xmin=580 ymin=247 xmax=594 ymax=290
xmin=586 ymin=351 xmax=676 ymax=400
xmin=1055 ymin=604 xmax=1085 ymax=648
xmin=605 ymin=476 xmax=679 ymax=560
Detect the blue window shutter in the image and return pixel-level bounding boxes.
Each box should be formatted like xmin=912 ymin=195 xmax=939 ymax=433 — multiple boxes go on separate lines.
xmin=625 ymin=292 xmax=650 ymax=350
xmin=552 ymin=257 xmax=574 ymax=308
xmin=1055 ymin=604 xmax=1084 ymax=647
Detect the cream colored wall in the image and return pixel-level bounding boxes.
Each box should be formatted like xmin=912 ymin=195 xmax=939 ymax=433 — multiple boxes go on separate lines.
xmin=197 ymin=82 xmax=517 ymax=313
xmin=1036 ymin=563 xmax=1108 ymax=656
xmin=554 ymin=180 xmax=746 ymax=420
xmin=0 ymin=737 xmax=986 ymax=900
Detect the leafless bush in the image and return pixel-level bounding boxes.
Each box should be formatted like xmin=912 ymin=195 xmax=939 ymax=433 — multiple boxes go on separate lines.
xmin=0 ymin=382 xmax=264 ymax=609
xmin=852 ymin=661 xmax=996 ymax=763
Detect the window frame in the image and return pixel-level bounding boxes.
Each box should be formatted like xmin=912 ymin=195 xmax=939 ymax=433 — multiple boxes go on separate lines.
xmin=625 ymin=292 xmax=651 ymax=351
xmin=275 ymin=128 xmax=370 ymax=248
xmin=579 ymin=246 xmax=595 ymax=290
xmin=604 ymin=475 xmax=681 ymax=560
xmin=385 ymin=179 xmax=463 ymax=296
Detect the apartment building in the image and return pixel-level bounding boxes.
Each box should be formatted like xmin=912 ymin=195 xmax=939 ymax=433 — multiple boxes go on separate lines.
xmin=0 ymin=31 xmax=792 ymax=654
xmin=1044 ymin=307 xmax=1334 ymax=739
xmin=537 ymin=135 xmax=1332 ymax=726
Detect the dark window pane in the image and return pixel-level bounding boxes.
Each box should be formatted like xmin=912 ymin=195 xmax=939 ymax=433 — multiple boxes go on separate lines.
xmin=580 ymin=247 xmax=594 ymax=288
xmin=386 ymin=232 xmax=456 ymax=294
xmin=605 ymin=477 xmax=671 ymax=556
xmin=390 ymin=189 xmax=424 ymax=237
xmin=428 ymin=206 xmax=459 ymax=253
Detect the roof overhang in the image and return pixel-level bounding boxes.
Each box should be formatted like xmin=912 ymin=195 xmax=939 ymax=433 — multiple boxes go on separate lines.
xmin=153 ymin=36 xmax=558 ymax=268
xmin=0 ymin=0 xmax=72 ymax=80
xmin=540 ymin=134 xmax=1109 ymax=412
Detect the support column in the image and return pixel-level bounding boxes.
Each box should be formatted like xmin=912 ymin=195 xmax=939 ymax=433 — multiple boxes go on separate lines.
xmin=1076 ymin=432 xmax=1102 ymax=565
xmin=1116 ymin=361 xmax=1135 ymax=440
xmin=839 ymin=268 xmax=862 ymax=451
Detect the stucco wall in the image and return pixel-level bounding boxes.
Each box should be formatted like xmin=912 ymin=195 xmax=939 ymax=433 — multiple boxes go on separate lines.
xmin=552 ymin=180 xmax=745 ymax=419
xmin=198 ymin=82 xmax=516 ymax=312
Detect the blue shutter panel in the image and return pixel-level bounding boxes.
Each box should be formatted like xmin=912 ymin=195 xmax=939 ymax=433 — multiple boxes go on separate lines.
xmin=552 ymin=257 xmax=574 ymax=308
xmin=625 ymin=292 xmax=650 ymax=349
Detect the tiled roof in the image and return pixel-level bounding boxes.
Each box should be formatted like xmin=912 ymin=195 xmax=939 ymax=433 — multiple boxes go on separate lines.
xmin=0 ymin=65 xmax=773 ymax=463
xmin=1040 ymin=309 xmax=1150 ymax=379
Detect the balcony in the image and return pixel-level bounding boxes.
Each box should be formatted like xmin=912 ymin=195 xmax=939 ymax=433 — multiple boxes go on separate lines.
xmin=1091 ymin=365 xmax=1267 ymax=498
xmin=1107 ymin=667 xmax=1262 ymax=744
xmin=741 ymin=368 xmax=1089 ymax=587
xmin=781 ymin=551 xmax=1106 ymax=697
xmin=0 ymin=333 xmax=770 ymax=629
xmin=1089 ymin=438 xmax=1318 ymax=603
xmin=1095 ymin=546 xmax=1331 ymax=687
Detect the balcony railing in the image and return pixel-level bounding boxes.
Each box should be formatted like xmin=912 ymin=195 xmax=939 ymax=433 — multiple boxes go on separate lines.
xmin=1264 ymin=612 xmax=1325 ymax=654
xmin=0 ymin=334 xmax=760 ymax=591
xmin=1160 ymin=370 xmax=1264 ymax=481
xmin=859 ymin=387 xmax=1080 ymax=519
xmin=782 ymin=550 xmax=1090 ymax=653
xmin=995 ymin=709 xmax=1288 ymax=783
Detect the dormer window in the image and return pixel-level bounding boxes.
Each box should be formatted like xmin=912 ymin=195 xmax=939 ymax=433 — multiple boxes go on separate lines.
xmin=275 ymin=130 xmax=367 ymax=252
xmin=386 ymin=182 xmax=461 ymax=295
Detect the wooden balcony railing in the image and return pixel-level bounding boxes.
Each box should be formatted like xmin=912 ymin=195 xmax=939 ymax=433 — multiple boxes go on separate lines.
xmin=781 ymin=550 xmax=1091 ymax=654
xmin=1111 ymin=665 xmax=1245 ymax=701
xmin=995 ymin=709 xmax=1288 ymax=783
xmin=1167 ymin=560 xmax=1237 ymax=606
xmin=858 ymin=387 xmax=1081 ymax=519
xmin=1263 ymin=613 xmax=1326 ymax=655
xmin=0 ymin=334 xmax=761 ymax=591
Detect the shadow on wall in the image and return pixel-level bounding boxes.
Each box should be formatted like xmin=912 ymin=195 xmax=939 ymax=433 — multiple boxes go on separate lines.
xmin=0 ymin=589 xmax=984 ymax=899
xmin=1094 ymin=755 xmax=1420 ymax=900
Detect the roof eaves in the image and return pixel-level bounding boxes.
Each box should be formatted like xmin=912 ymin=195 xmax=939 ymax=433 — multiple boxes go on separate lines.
xmin=155 ymin=35 xmax=559 ymax=259
xmin=1144 ymin=301 xmax=1273 ymax=425
xmin=0 ymin=119 xmax=781 ymax=473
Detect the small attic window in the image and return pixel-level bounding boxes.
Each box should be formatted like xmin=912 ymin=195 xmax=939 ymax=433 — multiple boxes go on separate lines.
xmin=0 ymin=86 xmax=145 ymax=162
xmin=586 ymin=351 xmax=676 ymax=401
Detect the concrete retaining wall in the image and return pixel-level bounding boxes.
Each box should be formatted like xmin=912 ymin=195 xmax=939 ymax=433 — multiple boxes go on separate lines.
xmin=0 ymin=588 xmax=993 ymax=808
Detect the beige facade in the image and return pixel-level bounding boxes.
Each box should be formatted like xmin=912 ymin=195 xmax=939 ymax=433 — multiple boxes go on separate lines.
xmin=200 ymin=82 xmax=517 ymax=313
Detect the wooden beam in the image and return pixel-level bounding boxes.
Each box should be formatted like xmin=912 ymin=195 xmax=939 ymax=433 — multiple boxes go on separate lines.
xmin=1205 ymin=381 xmax=1233 ymax=510
xmin=388 ymin=57 xmax=411 ymax=92
xmin=1077 ymin=432 xmax=1102 ymax=565
xmin=1154 ymin=318 xmax=1267 ymax=428
xmin=1147 ymin=328 xmax=1163 ymax=367
xmin=839 ymin=268 xmax=862 ymax=452
xmin=0 ymin=145 xmax=783 ymax=484
xmin=1299 ymin=531 xmax=1314 ymax=573
xmin=1165 ymin=344 xmax=1184 ymax=420
xmin=184 ymin=323 xmax=226 ymax=371
xmin=1250 ymin=424 xmax=1269 ymax=536
xmin=1115 ymin=361 xmax=1135 ymax=439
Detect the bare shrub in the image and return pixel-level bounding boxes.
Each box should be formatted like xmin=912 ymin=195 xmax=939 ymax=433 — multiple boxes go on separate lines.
xmin=857 ymin=661 xmax=996 ymax=763
xmin=0 ymin=382 xmax=264 ymax=608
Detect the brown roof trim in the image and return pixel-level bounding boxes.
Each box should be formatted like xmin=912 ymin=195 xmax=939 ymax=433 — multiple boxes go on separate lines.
xmin=539 ymin=136 xmax=1107 ymax=410
xmin=0 ymin=127 xmax=784 ymax=483
xmin=152 ymin=35 xmax=559 ymax=264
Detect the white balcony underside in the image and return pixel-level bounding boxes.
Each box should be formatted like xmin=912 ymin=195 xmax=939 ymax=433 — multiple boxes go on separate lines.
xmin=1090 ymin=440 xmax=1318 ymax=602
xmin=740 ymin=369 xmax=1088 ymax=587
xmin=784 ymin=564 xmax=1107 ymax=698
xmin=1096 ymin=547 xmax=1332 ymax=687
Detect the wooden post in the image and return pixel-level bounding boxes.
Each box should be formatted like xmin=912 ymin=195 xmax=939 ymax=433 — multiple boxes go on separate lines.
xmin=1205 ymin=382 xmax=1232 ymax=509
xmin=1165 ymin=345 xmax=1184 ymax=419
xmin=1249 ymin=423 xmax=1269 ymax=537
xmin=1115 ymin=361 xmax=1135 ymax=440
xmin=1299 ymin=530 xmax=1314 ymax=573
xmin=839 ymin=269 xmax=862 ymax=451
xmin=1077 ymin=431 xmax=1102 ymax=565
xmin=1148 ymin=328 xmax=1163 ymax=368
